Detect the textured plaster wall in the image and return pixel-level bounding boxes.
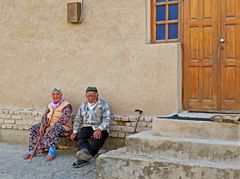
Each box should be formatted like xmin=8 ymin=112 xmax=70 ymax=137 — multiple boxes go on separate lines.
xmin=0 ymin=0 xmax=181 ymax=115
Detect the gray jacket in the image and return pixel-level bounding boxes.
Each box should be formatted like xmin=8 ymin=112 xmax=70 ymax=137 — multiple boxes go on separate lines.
xmin=73 ymin=99 xmax=111 ymax=133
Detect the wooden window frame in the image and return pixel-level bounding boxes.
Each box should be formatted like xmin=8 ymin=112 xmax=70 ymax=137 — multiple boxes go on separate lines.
xmin=150 ymin=0 xmax=182 ymax=43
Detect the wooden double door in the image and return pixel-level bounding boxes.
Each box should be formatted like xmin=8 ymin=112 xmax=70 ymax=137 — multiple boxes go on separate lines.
xmin=183 ymin=0 xmax=240 ymax=111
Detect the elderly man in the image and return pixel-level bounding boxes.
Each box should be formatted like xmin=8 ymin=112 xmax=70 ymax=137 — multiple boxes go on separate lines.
xmin=23 ymin=88 xmax=72 ymax=161
xmin=70 ymin=87 xmax=111 ymax=168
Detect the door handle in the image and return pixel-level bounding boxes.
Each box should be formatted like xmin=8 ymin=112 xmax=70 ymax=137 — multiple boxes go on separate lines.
xmin=220 ymin=38 xmax=225 ymax=43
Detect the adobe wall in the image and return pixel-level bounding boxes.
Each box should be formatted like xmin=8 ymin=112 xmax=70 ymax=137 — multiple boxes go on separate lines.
xmin=0 ymin=0 xmax=181 ymax=116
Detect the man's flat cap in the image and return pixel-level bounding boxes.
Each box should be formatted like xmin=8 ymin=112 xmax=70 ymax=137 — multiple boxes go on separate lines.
xmin=86 ymin=86 xmax=98 ymax=93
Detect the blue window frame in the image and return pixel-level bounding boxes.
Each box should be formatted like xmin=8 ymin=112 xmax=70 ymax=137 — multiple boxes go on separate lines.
xmin=151 ymin=0 xmax=179 ymax=43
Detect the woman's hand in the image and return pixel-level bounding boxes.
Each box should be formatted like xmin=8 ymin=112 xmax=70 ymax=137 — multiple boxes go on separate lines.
xmin=45 ymin=126 xmax=52 ymax=134
xmin=39 ymin=124 xmax=46 ymax=135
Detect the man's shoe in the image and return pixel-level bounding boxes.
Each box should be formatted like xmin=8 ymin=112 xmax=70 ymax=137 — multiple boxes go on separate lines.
xmin=72 ymin=159 xmax=89 ymax=168
xmin=76 ymin=149 xmax=92 ymax=161
xmin=23 ymin=149 xmax=36 ymax=160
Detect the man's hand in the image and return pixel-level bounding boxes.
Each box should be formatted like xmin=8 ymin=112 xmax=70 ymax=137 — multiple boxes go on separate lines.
xmin=70 ymin=133 xmax=76 ymax=141
xmin=93 ymin=129 xmax=102 ymax=139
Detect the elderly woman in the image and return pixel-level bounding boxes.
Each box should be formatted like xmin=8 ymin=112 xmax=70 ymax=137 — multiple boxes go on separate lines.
xmin=23 ymin=88 xmax=72 ymax=161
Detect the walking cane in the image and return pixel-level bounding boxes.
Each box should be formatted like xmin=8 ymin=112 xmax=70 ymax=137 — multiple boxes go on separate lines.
xmin=28 ymin=126 xmax=45 ymax=162
xmin=133 ymin=109 xmax=143 ymax=133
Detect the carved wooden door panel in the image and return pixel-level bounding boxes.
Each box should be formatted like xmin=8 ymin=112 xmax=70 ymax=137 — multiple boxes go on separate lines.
xmin=183 ymin=0 xmax=219 ymax=111
xmin=220 ymin=0 xmax=240 ymax=110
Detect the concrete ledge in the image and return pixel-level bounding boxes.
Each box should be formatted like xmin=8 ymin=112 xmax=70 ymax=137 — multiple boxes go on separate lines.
xmin=58 ymin=136 xmax=126 ymax=151
xmin=153 ymin=118 xmax=240 ymax=141
xmin=0 ymin=129 xmax=125 ymax=151
xmin=126 ymin=130 xmax=240 ymax=162
xmin=0 ymin=128 xmax=2 ymax=141
xmin=1 ymin=129 xmax=28 ymax=144
xmin=97 ymin=148 xmax=240 ymax=179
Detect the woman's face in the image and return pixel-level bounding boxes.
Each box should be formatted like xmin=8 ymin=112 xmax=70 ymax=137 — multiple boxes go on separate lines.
xmin=51 ymin=92 xmax=62 ymax=104
xmin=86 ymin=92 xmax=98 ymax=104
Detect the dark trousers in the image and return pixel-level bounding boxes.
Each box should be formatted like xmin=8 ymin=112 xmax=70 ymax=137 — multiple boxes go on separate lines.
xmin=76 ymin=127 xmax=109 ymax=157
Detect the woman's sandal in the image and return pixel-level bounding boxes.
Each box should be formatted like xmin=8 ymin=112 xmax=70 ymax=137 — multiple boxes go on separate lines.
xmin=46 ymin=154 xmax=55 ymax=161
xmin=46 ymin=146 xmax=56 ymax=161
xmin=23 ymin=150 xmax=36 ymax=160
xmin=23 ymin=153 xmax=32 ymax=160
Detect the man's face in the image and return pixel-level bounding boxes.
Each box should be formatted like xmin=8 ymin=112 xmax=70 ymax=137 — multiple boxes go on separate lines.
xmin=86 ymin=92 xmax=98 ymax=104
xmin=51 ymin=92 xmax=62 ymax=104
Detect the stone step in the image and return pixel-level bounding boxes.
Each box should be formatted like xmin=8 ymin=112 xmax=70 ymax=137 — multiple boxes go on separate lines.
xmin=97 ymin=148 xmax=240 ymax=179
xmin=152 ymin=118 xmax=240 ymax=141
xmin=126 ymin=130 xmax=240 ymax=162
